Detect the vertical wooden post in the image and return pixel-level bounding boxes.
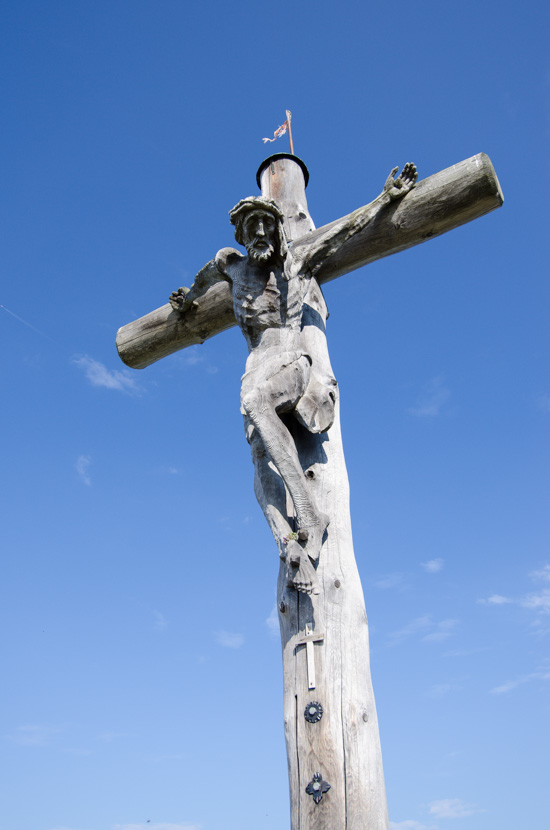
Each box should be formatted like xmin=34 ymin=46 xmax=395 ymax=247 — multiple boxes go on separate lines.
xmin=258 ymin=156 xmax=390 ymax=830
xmin=257 ymin=154 xmax=315 ymax=243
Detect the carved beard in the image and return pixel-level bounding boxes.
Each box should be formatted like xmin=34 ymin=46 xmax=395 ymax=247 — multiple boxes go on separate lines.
xmin=246 ymin=239 xmax=276 ymax=264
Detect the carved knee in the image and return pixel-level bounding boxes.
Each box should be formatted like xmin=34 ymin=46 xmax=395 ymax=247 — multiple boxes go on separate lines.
xmin=241 ymin=387 xmax=265 ymax=420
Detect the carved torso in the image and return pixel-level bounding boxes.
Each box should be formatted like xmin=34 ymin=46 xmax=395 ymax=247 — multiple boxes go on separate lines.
xmin=217 ymin=249 xmax=309 ymax=355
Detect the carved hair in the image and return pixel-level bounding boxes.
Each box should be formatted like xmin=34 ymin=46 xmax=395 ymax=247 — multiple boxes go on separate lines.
xmin=229 ymin=197 xmax=288 ymax=260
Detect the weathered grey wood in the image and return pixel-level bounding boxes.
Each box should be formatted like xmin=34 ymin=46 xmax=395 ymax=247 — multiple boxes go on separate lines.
xmin=300 ymin=152 xmax=503 ymax=282
xmin=257 ymin=153 xmax=316 ymax=242
xmin=116 ymin=150 xmax=503 ymax=830
xmin=276 ymin=397 xmax=389 ymax=830
xmin=243 ymin=156 xmax=394 ymax=829
xmin=115 ymin=280 xmax=235 ymax=369
xmin=116 ymin=153 xmax=503 ymax=370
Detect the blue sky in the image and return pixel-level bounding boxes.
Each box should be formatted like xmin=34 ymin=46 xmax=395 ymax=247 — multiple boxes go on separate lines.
xmin=1 ymin=2 xmax=548 ymax=829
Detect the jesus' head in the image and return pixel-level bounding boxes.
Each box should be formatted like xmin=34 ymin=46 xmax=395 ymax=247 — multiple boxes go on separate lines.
xmin=229 ymin=197 xmax=287 ymax=264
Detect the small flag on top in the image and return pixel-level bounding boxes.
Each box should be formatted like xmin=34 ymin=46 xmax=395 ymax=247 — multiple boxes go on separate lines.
xmin=262 ymin=110 xmax=294 ymax=154
xmin=262 ymin=119 xmax=288 ymax=144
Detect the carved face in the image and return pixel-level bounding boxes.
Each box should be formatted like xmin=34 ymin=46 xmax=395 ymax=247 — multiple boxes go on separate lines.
xmin=242 ymin=210 xmax=278 ymax=263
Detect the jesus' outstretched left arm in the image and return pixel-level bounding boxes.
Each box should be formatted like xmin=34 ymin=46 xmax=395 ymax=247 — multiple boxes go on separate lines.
xmin=289 ymin=163 xmax=417 ymax=279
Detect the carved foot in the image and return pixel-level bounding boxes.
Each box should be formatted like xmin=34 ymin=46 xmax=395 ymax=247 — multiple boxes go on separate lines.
xmin=285 ymin=540 xmax=320 ymax=595
xmin=298 ymin=512 xmax=330 ymax=562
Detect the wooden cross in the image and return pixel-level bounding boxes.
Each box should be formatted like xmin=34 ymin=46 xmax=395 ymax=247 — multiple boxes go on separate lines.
xmin=117 ymin=153 xmax=503 ymax=370
xmin=295 ymin=625 xmax=325 ymax=690
xmin=116 ymin=149 xmax=503 ymax=830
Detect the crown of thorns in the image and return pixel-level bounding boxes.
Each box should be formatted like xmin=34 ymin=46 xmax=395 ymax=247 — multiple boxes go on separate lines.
xmin=229 ymin=197 xmax=284 ymax=245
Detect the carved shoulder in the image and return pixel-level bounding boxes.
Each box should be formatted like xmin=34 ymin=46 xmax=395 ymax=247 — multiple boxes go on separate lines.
xmin=215 ymin=247 xmax=245 ymax=281
xmin=303 ymin=278 xmax=329 ymax=321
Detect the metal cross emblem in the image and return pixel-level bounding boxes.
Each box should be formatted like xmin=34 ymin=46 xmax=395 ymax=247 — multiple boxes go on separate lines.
xmin=295 ymin=625 xmax=325 ymax=690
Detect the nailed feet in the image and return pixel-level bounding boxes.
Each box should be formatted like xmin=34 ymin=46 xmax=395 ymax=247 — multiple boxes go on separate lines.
xmin=283 ymin=513 xmax=329 ymax=595
xmin=285 ymin=540 xmax=320 ymax=595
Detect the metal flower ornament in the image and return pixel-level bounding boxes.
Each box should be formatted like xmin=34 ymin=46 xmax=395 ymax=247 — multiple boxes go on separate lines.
xmin=305 ymin=772 xmax=331 ymax=805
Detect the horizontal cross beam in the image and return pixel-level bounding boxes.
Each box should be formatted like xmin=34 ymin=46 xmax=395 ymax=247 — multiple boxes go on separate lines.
xmin=116 ymin=153 xmax=503 ymax=370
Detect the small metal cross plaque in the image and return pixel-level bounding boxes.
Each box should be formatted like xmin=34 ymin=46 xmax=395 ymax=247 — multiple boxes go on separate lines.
xmin=295 ymin=625 xmax=325 ymax=690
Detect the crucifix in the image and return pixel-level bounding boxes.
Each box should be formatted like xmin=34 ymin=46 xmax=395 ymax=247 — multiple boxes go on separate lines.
xmin=117 ymin=138 xmax=503 ymax=829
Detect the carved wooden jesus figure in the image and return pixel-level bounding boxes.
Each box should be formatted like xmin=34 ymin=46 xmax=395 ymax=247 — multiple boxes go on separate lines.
xmin=117 ymin=148 xmax=502 ymax=830
xmin=169 ymin=164 xmax=417 ymax=596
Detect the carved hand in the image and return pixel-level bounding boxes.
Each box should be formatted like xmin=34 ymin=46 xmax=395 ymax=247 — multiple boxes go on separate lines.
xmin=169 ymin=287 xmax=190 ymax=313
xmin=383 ymin=163 xmax=418 ymax=200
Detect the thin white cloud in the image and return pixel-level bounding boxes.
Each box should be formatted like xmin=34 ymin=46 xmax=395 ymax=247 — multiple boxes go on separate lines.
xmin=520 ymin=589 xmax=550 ymax=613
xmin=537 ymin=393 xmax=550 ymax=413
xmin=478 ymin=594 xmax=512 ymax=605
xmin=391 ymin=822 xmax=436 ymax=830
xmin=266 ymin=604 xmax=279 ymax=638
xmin=426 ymin=682 xmax=460 ymax=698
xmin=409 ymin=375 xmax=450 ymax=418
xmin=183 ymin=347 xmax=204 ymax=366
xmin=114 ymin=824 xmax=200 ymax=830
xmin=479 ymin=588 xmax=550 ymax=614
xmin=154 ymin=465 xmax=182 ymax=477
xmin=422 ymin=619 xmax=459 ymax=643
xmin=73 ymin=355 xmax=139 ymax=393
xmin=176 ymin=346 xmax=218 ymax=374
xmin=153 ymin=611 xmax=168 ymax=631
xmin=530 ymin=564 xmax=550 ymax=583
xmin=49 ymin=826 xmax=90 ymax=830
xmin=387 ymin=615 xmax=431 ymax=646
xmin=76 ymin=455 xmax=92 ymax=486
xmin=530 ymin=617 xmax=550 ymax=637
xmin=373 ymin=572 xmax=407 ymax=590
xmin=388 ymin=616 xmax=458 ymax=646
xmin=443 ymin=646 xmax=490 ymax=658
xmin=490 ymin=665 xmax=550 ymax=695
xmin=145 ymin=752 xmax=187 ymax=764
xmin=97 ymin=731 xmax=131 ymax=743
xmin=428 ymin=798 xmax=480 ymax=818
xmin=215 ymin=630 xmax=244 ymax=649
xmin=11 ymin=724 xmax=60 ymax=747
xmin=479 ymin=565 xmax=550 ymax=615
xmin=61 ymin=747 xmax=93 ymax=757
xmin=421 ymin=558 xmax=444 ymax=573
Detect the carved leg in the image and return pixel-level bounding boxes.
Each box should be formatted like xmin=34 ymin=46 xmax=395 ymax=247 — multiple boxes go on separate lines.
xmin=241 ymin=358 xmax=329 ymax=561
xmin=246 ymin=418 xmax=320 ymax=596
xmin=246 ymin=417 xmax=290 ymax=553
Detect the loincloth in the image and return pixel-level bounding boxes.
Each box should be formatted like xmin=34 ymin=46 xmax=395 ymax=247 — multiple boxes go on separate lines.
xmin=241 ymin=349 xmax=337 ymax=434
